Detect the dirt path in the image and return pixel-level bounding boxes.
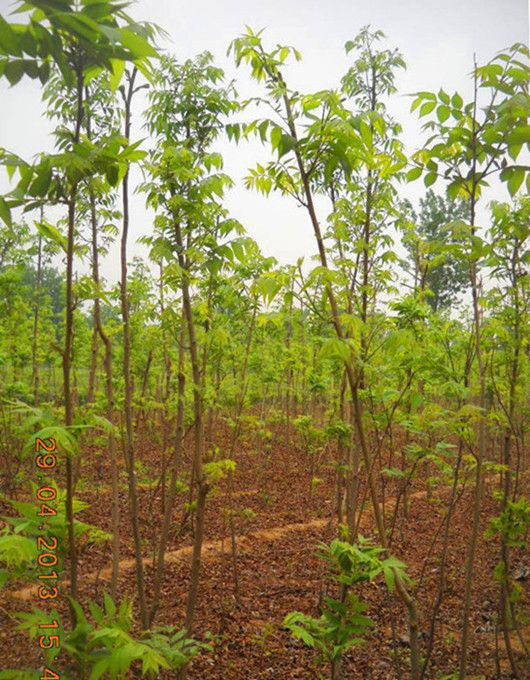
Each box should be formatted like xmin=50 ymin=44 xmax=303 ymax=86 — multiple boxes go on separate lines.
xmin=10 ymin=483 xmax=440 ymax=603
xmin=10 ymin=517 xmax=329 ymax=602
xmin=10 ymin=487 xmax=434 ymax=602
xmin=7 ymin=477 xmax=525 ymax=677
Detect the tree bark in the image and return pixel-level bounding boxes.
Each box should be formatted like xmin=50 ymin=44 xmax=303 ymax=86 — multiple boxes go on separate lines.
xmin=119 ymin=68 xmax=148 ymax=628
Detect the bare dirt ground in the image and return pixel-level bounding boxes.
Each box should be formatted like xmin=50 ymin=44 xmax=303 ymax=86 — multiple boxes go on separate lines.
xmin=1 ymin=421 xmax=529 ymax=678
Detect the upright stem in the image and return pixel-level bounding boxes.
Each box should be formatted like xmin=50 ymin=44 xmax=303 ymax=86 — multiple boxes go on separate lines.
xmin=32 ymin=218 xmax=43 ymax=406
xmin=89 ymin=194 xmax=120 ymax=598
xmin=87 ymin=327 xmax=98 ymax=403
xmin=497 ymin=241 xmax=522 ymax=678
xmin=285 ymin=279 xmax=294 ymax=429
xmin=157 ymin=260 xmax=172 ymax=511
xmin=458 ymin=63 xmax=486 ymax=680
xmin=226 ymin=301 xmax=258 ymax=600
xmin=149 ymin=315 xmax=186 ymax=626
xmin=84 ymin=85 xmax=120 ymax=597
xmin=63 ymin=61 xmax=84 ymax=603
xmin=119 ymin=67 xmax=148 ymax=628
xmin=170 ymin=216 xmax=207 ymax=634
xmin=279 ymin=74 xmax=420 ymax=680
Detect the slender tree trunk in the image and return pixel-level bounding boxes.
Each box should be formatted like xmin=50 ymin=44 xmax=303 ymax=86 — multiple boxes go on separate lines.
xmin=63 ymin=62 xmax=85 ymax=604
xmin=497 ymin=246 xmax=522 ymax=678
xmin=420 ymin=442 xmax=464 ymax=678
xmin=170 ymin=215 xmax=208 ymax=635
xmin=458 ymin=261 xmax=486 ymax=679
xmin=135 ymin=348 xmax=153 ymax=435
xmin=337 ymin=372 xmax=347 ymax=530
xmin=278 ymin=77 xmax=421 ymax=679
xmin=89 ymin=194 xmax=120 ymax=597
xmin=458 ymin=68 xmax=487 ymax=679
xmin=149 ymin=317 xmax=186 ymax=626
xmin=84 ymin=89 xmax=120 ymax=597
xmin=87 ymin=319 xmax=98 ymax=403
xmin=284 ymin=280 xmax=294 ymax=431
xmin=225 ymin=301 xmax=258 ymax=601
xmin=119 ymin=68 xmax=148 ymax=629
xmin=158 ymin=260 xmax=172 ymax=514
xmin=32 ymin=227 xmax=42 ymax=406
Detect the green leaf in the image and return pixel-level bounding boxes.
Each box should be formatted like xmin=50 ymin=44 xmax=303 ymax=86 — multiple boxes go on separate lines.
xmin=29 ymin=167 xmax=52 ymax=197
xmin=89 ymin=657 xmax=110 ymax=680
xmin=0 ymin=17 xmax=22 ymax=56
xmin=283 ymin=613 xmax=316 ymax=647
xmin=383 ymin=566 xmax=395 ymax=591
xmin=419 ymin=100 xmax=436 ymax=117
xmin=436 ymin=105 xmax=450 ymax=123
xmin=506 ymin=127 xmax=530 ymax=146
xmin=320 ymin=338 xmax=352 ymax=364
xmin=256 ymin=276 xmax=279 ymax=304
xmin=0 ymin=197 xmax=12 ymax=228
xmin=278 ymin=133 xmax=296 ymax=158
xmin=424 ymin=172 xmax=436 ymax=187
xmin=106 ymin=164 xmax=119 ymax=186
xmin=359 ymin=120 xmax=372 ymax=146
xmin=103 ymin=591 xmax=117 ymax=619
xmin=231 ymin=239 xmax=246 ymax=263
xmin=406 ymin=166 xmax=422 ymax=182
xmin=447 ymin=180 xmax=462 ymax=199
xmin=508 ymin=143 xmax=522 ymax=161
xmin=451 ymin=92 xmax=463 ymax=109
xmin=119 ymin=28 xmax=158 ymax=58
xmin=507 ymin=167 xmax=524 ymax=196
xmin=38 ymin=61 xmax=50 ymax=85
xmin=4 ymin=60 xmax=24 ymax=86
xmin=36 ymin=220 xmax=67 ymax=251
xmin=109 ymin=59 xmax=125 ymax=92
xmin=270 ymin=126 xmax=282 ymax=150
xmin=54 ymin=11 xmax=100 ymax=43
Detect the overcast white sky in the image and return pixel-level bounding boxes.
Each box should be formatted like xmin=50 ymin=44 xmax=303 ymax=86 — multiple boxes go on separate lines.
xmin=0 ymin=0 xmax=528 ymax=281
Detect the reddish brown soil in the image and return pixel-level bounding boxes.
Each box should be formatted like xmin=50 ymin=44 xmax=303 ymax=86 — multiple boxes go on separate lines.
xmin=1 ymin=421 xmax=528 ymax=678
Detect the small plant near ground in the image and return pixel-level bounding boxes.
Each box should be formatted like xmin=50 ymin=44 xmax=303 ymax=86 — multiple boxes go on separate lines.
xmin=284 ymin=538 xmax=411 ymax=679
xmin=0 ymin=482 xmax=109 ymax=588
xmin=14 ymin=593 xmax=210 ymax=679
